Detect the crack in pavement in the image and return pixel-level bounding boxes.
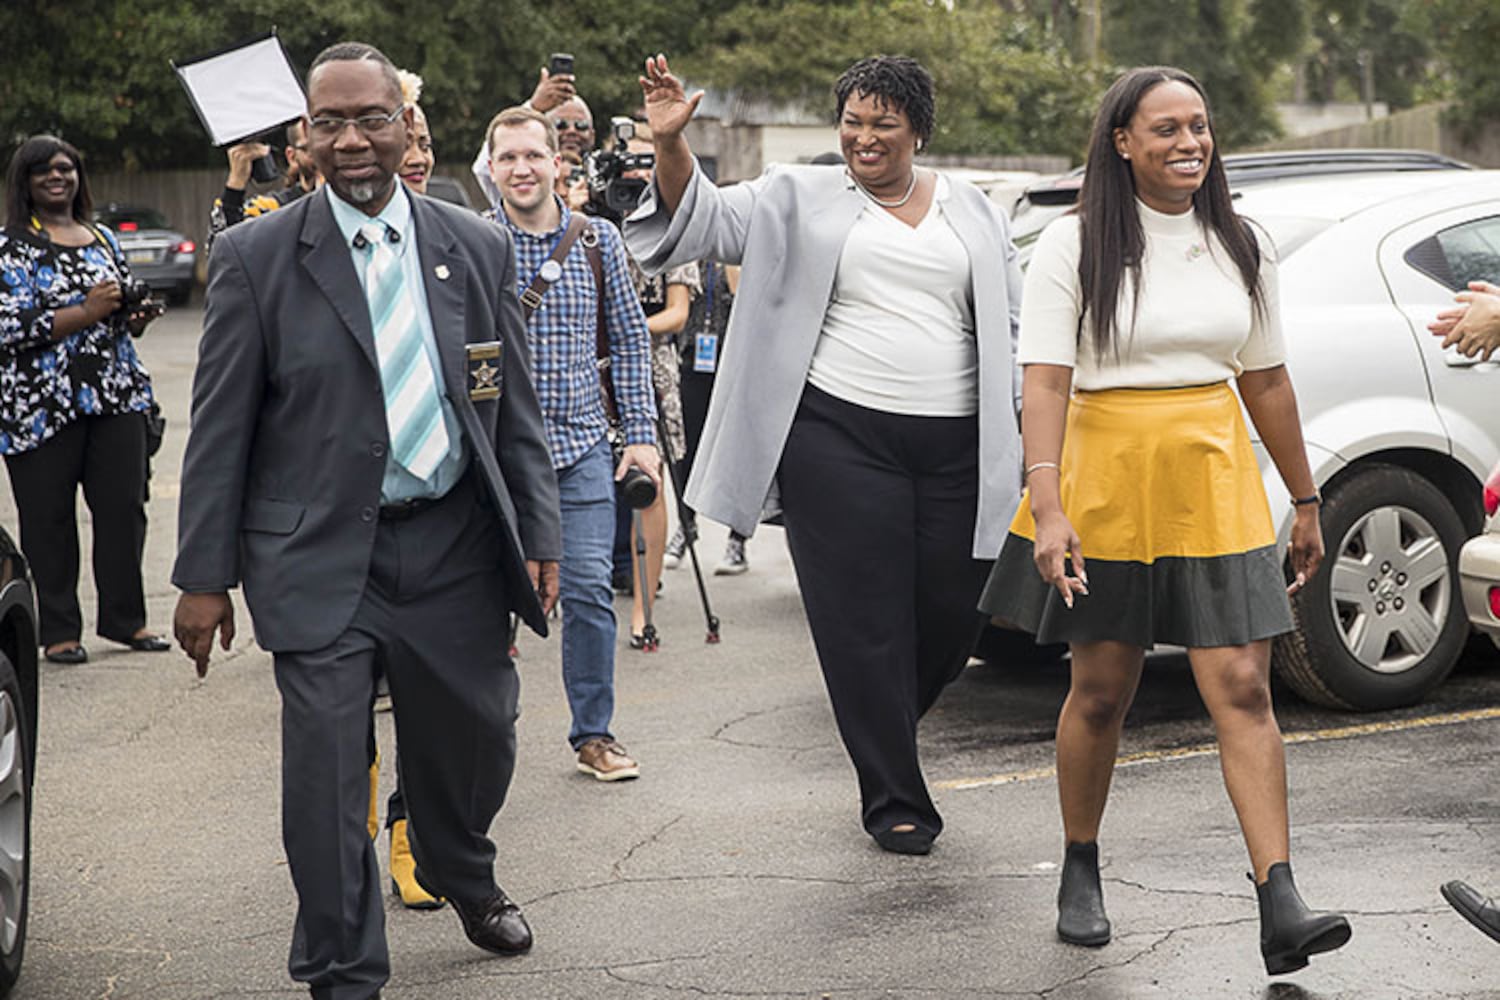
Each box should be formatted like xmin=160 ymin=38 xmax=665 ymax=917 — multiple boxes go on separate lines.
xmin=709 ymin=704 xmax=827 ymax=753
xmin=522 ymin=871 xmax=882 ymax=907
xmin=613 ymin=814 xmax=684 ymax=879
xmin=604 ymin=963 xmax=1044 ymax=999
xmin=1103 ymin=875 xmax=1249 ymax=903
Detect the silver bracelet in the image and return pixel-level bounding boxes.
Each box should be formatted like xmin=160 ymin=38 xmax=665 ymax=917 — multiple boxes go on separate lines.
xmin=1025 ymin=461 xmax=1061 ymax=479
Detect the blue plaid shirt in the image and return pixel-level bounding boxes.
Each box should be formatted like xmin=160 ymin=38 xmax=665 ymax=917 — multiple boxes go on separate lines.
xmin=486 ymin=199 xmax=655 ymax=470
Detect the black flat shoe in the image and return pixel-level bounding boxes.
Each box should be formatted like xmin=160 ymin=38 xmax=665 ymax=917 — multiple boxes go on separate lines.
xmin=44 ymin=644 xmax=88 ymax=665
xmin=873 ymin=826 xmax=935 ymax=855
xmin=123 ymin=634 xmax=171 ymax=652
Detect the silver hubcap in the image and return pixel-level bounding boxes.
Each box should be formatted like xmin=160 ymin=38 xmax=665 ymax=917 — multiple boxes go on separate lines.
xmin=0 ymin=691 xmax=24 ymax=955
xmin=1327 ymin=505 xmax=1450 ymax=674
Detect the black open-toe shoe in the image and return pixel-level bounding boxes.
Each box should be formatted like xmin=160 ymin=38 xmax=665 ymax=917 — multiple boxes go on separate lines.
xmin=873 ymin=826 xmax=936 ymax=856
xmin=44 ymin=644 xmax=88 ymax=665
xmin=121 ymin=634 xmax=171 ymax=652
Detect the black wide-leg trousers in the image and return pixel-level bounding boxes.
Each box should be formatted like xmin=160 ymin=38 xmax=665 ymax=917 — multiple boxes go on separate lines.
xmin=4 ymin=412 xmax=149 ymax=647
xmin=777 ymin=384 xmax=991 ymax=838
xmin=273 ymin=479 xmax=517 ymax=1000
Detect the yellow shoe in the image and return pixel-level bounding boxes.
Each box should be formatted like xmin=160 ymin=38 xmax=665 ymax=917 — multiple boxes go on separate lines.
xmin=366 ymin=756 xmax=380 ymax=842
xmin=389 ymin=819 xmax=444 ymax=910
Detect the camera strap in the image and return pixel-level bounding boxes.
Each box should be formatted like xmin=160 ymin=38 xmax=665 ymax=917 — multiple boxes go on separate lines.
xmin=516 ymin=213 xmax=618 ymax=425
xmin=519 ymin=213 xmax=590 ymax=319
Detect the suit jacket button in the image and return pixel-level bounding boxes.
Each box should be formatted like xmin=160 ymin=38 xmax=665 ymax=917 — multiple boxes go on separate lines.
xmin=360 ymin=506 xmax=375 ymax=522
xmin=371 ymin=442 xmax=386 ymax=458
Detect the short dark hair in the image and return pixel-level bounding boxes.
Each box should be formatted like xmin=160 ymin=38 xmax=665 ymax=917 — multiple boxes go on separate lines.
xmin=1075 ymin=66 xmax=1264 ymax=358
xmin=487 ymin=106 xmax=557 ymax=154
xmin=5 ymin=135 xmax=92 ymax=233
xmin=308 ymin=42 xmax=403 ymax=105
xmin=833 ymin=56 xmax=935 ymax=147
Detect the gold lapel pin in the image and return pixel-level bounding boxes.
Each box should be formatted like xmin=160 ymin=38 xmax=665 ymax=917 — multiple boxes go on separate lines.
xmin=434 ymin=264 xmax=451 ymax=281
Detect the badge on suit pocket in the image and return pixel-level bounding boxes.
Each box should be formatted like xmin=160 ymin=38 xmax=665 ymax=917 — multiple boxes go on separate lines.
xmin=466 ymin=341 xmax=503 ymax=401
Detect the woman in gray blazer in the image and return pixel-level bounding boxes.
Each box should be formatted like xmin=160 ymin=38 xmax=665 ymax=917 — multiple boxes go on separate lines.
xmin=626 ymin=54 xmax=1023 ymax=854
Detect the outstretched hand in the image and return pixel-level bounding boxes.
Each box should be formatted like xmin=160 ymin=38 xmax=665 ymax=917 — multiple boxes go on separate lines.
xmin=638 ymin=54 xmax=703 ymax=141
xmin=1429 ymin=281 xmax=1500 ymax=361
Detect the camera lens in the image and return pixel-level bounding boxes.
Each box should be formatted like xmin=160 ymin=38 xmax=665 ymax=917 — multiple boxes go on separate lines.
xmin=620 ymin=467 xmax=656 ymax=509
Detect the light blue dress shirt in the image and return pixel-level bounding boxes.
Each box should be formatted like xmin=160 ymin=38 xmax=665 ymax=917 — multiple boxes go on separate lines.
xmin=326 ymin=185 xmax=466 ymax=503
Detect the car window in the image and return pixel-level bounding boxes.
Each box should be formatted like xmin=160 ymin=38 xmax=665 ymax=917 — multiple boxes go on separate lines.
xmin=94 ymin=207 xmax=170 ymax=230
xmin=1403 ymin=215 xmax=1500 ymax=291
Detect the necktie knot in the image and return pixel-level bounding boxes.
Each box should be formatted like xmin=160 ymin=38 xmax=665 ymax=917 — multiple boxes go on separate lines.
xmin=357 ymin=222 xmax=387 ymax=253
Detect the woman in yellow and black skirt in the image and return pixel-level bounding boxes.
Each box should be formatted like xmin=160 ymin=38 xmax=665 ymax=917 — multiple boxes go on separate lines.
xmin=979 ymin=66 xmax=1351 ymax=975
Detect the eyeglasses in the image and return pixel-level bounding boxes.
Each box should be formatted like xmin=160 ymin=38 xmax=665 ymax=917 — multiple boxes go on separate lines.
xmin=554 ymin=120 xmax=593 ymax=132
xmin=308 ymin=106 xmax=405 ymax=138
xmin=28 ymin=161 xmax=77 ymax=177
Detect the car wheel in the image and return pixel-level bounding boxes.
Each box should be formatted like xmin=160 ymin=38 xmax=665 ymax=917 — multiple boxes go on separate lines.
xmin=1274 ymin=463 xmax=1468 ymax=710
xmin=0 ymin=652 xmax=28 ymax=995
xmin=167 ymin=284 xmax=191 ymax=307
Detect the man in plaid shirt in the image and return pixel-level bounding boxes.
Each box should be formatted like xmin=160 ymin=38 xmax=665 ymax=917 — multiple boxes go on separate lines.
xmin=484 ymin=105 xmax=658 ymax=782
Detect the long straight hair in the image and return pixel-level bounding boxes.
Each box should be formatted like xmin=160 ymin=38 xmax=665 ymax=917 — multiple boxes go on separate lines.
xmin=1076 ymin=67 xmax=1263 ymax=357
xmin=5 ymin=135 xmax=93 ymax=234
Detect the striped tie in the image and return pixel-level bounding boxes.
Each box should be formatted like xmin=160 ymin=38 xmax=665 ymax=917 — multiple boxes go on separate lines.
xmin=358 ymin=221 xmax=449 ymax=482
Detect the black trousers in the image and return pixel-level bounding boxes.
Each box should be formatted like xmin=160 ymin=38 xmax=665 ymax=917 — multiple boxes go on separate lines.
xmin=676 ymin=367 xmax=714 ymax=522
xmin=273 ymin=479 xmax=516 ymax=1000
xmin=3 ymin=412 xmax=149 ymax=647
xmin=778 ymin=385 xmax=990 ymax=837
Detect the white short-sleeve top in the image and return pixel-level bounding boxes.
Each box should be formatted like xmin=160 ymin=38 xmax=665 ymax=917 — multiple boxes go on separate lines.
xmin=1017 ymin=200 xmax=1285 ymax=390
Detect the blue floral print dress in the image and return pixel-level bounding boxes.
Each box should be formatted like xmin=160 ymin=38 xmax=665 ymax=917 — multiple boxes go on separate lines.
xmin=0 ymin=226 xmax=156 ymax=455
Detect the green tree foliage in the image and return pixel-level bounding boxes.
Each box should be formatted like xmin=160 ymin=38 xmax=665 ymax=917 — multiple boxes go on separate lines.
xmin=1422 ymin=0 xmax=1500 ymax=141
xmin=2 ymin=0 xmax=1496 ymax=173
xmin=680 ymin=0 xmax=1102 ymax=157
xmin=1297 ymin=0 xmax=1432 ymax=110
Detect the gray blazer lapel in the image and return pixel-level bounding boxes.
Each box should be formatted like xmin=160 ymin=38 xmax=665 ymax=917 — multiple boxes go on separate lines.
xmin=803 ymin=181 xmax=866 ymax=304
xmin=411 ymin=197 xmax=469 ymax=403
xmin=941 ymin=186 xmax=997 ymax=335
xmin=298 ymin=194 xmax=379 ymax=371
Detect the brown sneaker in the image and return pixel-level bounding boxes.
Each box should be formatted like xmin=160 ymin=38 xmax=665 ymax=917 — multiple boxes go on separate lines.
xmin=576 ymin=738 xmax=640 ymax=781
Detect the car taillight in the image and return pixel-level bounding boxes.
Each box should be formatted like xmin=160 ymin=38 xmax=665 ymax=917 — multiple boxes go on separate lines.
xmin=118 ymin=221 xmax=138 ymax=232
xmin=1489 ymin=587 xmax=1500 ymax=619
xmin=173 ymin=240 xmax=196 ymax=254
xmin=1485 ymin=463 xmax=1500 ymax=516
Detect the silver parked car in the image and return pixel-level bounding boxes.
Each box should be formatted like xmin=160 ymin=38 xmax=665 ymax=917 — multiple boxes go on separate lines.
xmin=93 ymin=204 xmax=197 ymax=305
xmin=0 ymin=527 xmax=37 ymax=996
xmin=1230 ymin=170 xmax=1500 ymax=709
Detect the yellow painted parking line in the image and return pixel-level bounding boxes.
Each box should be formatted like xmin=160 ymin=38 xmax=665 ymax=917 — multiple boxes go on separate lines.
xmin=934 ymin=705 xmax=1500 ymax=792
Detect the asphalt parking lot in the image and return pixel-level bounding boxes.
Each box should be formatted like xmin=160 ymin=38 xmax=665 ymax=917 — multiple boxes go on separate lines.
xmin=5 ymin=302 xmax=1498 ymax=999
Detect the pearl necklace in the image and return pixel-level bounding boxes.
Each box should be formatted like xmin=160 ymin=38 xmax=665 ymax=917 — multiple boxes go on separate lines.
xmin=850 ymin=168 xmax=918 ymax=208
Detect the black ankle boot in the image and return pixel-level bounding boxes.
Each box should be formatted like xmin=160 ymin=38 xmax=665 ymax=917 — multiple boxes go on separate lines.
xmin=1057 ymin=841 xmax=1111 ymax=946
xmin=1255 ymin=862 xmax=1351 ymax=975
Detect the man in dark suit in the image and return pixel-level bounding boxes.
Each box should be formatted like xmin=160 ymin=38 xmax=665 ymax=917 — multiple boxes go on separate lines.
xmin=172 ymin=41 xmax=561 ymax=1000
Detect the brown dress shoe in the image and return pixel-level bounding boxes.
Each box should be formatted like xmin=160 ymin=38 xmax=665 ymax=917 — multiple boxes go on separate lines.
xmin=450 ymin=889 xmax=532 ymax=954
xmin=576 ymin=737 xmax=640 ymax=781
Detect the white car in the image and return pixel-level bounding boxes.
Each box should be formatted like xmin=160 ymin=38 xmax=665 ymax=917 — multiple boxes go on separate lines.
xmin=1231 ymin=170 xmax=1500 ymax=709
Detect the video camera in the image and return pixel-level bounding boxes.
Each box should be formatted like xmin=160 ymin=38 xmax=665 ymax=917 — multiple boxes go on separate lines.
xmin=584 ymin=117 xmax=654 ymax=223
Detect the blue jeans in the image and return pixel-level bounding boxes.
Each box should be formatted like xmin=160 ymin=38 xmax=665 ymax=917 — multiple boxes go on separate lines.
xmin=556 ymin=438 xmax=618 ymax=748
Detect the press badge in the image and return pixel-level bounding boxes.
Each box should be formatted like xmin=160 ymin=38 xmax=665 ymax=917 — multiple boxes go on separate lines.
xmin=694 ymin=332 xmax=719 ymax=373
xmin=466 ymin=341 xmax=503 ymax=401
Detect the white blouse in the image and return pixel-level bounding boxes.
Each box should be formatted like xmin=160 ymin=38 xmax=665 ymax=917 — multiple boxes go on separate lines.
xmin=808 ymin=173 xmax=978 ymax=416
xmin=1017 ymin=200 xmax=1285 ymax=390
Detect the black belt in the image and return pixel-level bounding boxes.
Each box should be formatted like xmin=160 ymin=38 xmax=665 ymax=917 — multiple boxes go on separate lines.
xmin=379 ymin=496 xmax=441 ymax=521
